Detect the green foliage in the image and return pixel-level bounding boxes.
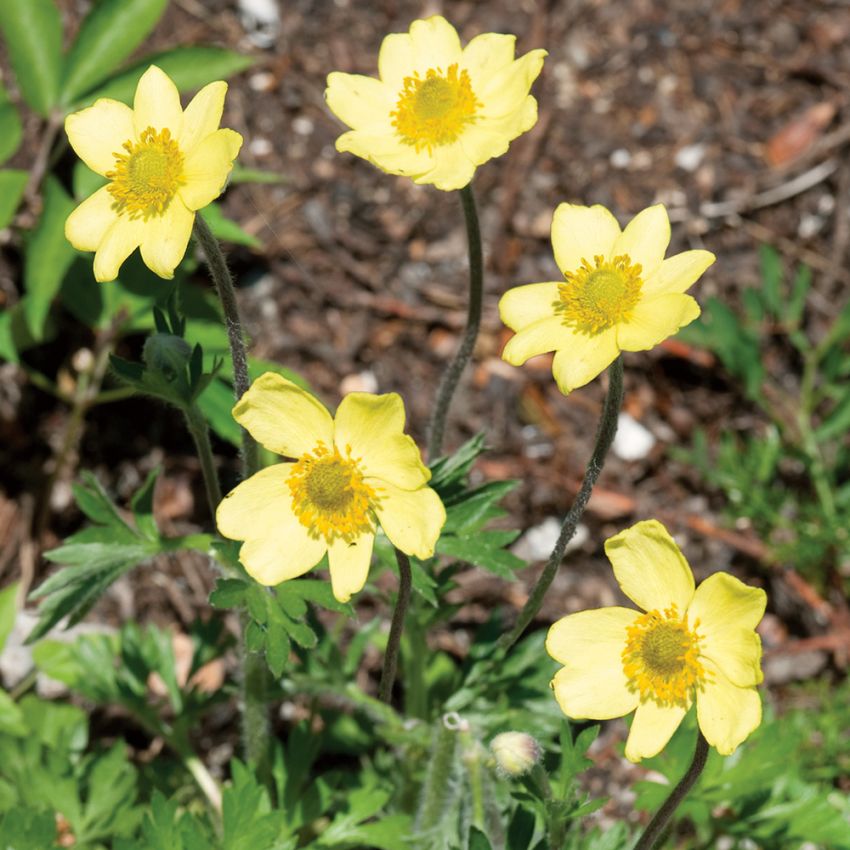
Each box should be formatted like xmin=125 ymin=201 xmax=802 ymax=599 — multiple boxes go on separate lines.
xmin=0 ymin=81 xmax=23 ymax=166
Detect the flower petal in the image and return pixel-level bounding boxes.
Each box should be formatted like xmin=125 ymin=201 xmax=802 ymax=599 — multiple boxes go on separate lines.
xmin=550 ymin=327 xmax=619 ymax=395
xmin=408 ymin=16 xmax=463 ymax=74
xmin=335 ymin=130 xmax=433 ymax=180
xmin=233 ymin=373 xmax=334 ymax=457
xmin=65 ymin=186 xmax=117 ymax=252
xmin=65 ymin=99 xmax=135 ymax=176
xmin=547 ymin=607 xmax=640 ymax=720
xmin=179 ymin=128 xmax=242 ymax=211
xmin=415 ymin=141 xmax=476 ymax=191
xmin=93 ymin=215 xmax=145 ymax=282
xmin=642 ymin=250 xmax=716 ymax=298
xmin=139 ymin=199 xmax=194 ymax=279
xmin=180 ymin=80 xmax=227 ymax=153
xmin=378 ymin=32 xmax=414 ymax=88
xmin=325 ymin=72 xmax=395 ymax=133
xmin=333 ymin=392 xmax=429 ymax=489
xmin=476 ymin=49 xmax=547 ymax=119
xmin=690 ymin=572 xmax=767 ymax=687
xmin=502 ymin=316 xmax=570 ymax=365
xmin=328 ymin=533 xmax=375 ymax=602
xmin=134 ymin=65 xmax=183 ymax=137
xmin=461 ymin=33 xmax=517 ymax=81
xmin=616 ymin=293 xmax=700 ymax=352
xmin=624 ymin=699 xmax=688 ymax=762
xmin=460 ymin=97 xmax=538 ymax=165
xmin=612 ymin=205 xmax=670 ymax=280
xmin=216 ymin=463 xmax=294 ymax=541
xmin=499 ymin=282 xmax=561 ymax=331
xmin=376 ymin=481 xmax=446 ymax=559
xmin=239 ymin=524 xmax=326 ymax=586
xmin=604 ymin=519 xmax=695 ymax=613
xmin=551 ymin=204 xmax=621 ymax=276
xmin=696 ymin=660 xmax=762 ymax=755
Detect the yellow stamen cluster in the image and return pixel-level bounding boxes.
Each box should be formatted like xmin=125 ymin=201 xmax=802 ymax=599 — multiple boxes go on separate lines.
xmin=555 ymin=254 xmax=643 ymax=334
xmin=391 ymin=63 xmax=480 ymax=153
xmin=287 ymin=441 xmax=377 ymax=543
xmin=106 ymin=126 xmax=185 ymax=220
xmin=622 ymin=605 xmax=706 ymax=707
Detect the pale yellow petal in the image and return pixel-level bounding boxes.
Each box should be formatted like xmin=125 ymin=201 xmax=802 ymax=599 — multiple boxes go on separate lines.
xmin=547 ymin=607 xmax=640 ymax=720
xmin=499 ymin=282 xmax=560 ymax=332
xmin=179 ymin=128 xmax=242 ymax=211
xmin=134 ymin=65 xmax=183 ymax=137
xmin=624 ymin=699 xmax=688 ymax=762
xmin=65 ymin=99 xmax=135 ymax=176
xmin=376 ymin=481 xmax=445 ymax=559
xmin=233 ymin=373 xmax=334 ymax=457
xmin=476 ymin=49 xmax=547 ymax=118
xmin=604 ymin=519 xmax=695 ymax=612
xmin=460 ymin=97 xmax=538 ymax=165
xmin=239 ymin=523 xmax=326 ymax=586
xmin=551 ymin=204 xmax=621 ymax=276
xmin=333 ymin=392 xmax=429 ymax=490
xmin=415 ymin=141 xmax=476 ymax=191
xmin=612 ymin=205 xmax=670 ymax=280
xmin=408 ymin=16 xmax=463 ymax=74
xmin=461 ymin=33 xmax=517 ymax=81
xmin=550 ymin=327 xmax=619 ymax=395
xmin=139 ymin=199 xmax=194 ymax=280
xmin=325 ymin=72 xmax=395 ymax=133
xmin=502 ymin=316 xmax=572 ymax=365
xmin=642 ymin=250 xmax=716 ymax=298
xmin=700 ymin=628 xmax=763 ymax=688
xmin=65 ymin=186 xmax=117 ymax=252
xmin=616 ymin=293 xmax=700 ymax=352
xmin=180 ymin=81 xmax=227 ymax=153
xmin=378 ymin=32 xmax=413 ymax=88
xmin=335 ymin=130 xmax=433 ymax=180
xmin=696 ymin=660 xmax=762 ymax=755
xmin=93 ymin=215 xmax=145 ymax=282
xmin=328 ymin=533 xmax=375 ymax=602
xmin=216 ymin=463 xmax=294 ymax=541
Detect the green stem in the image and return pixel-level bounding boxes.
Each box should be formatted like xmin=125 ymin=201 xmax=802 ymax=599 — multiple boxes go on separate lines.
xmin=497 ymin=357 xmax=624 ymax=653
xmin=403 ymin=614 xmax=428 ymax=719
xmin=183 ymin=753 xmax=223 ymax=815
xmin=193 ymin=215 xmax=259 ymax=478
xmin=184 ymin=404 xmax=223 ymax=519
xmin=427 ymin=182 xmax=483 ymax=460
xmin=378 ymin=549 xmax=412 ymax=703
xmin=238 ymin=616 xmax=273 ymax=787
xmin=633 ymin=731 xmax=709 ymax=850
xmin=415 ymin=715 xmax=460 ymax=832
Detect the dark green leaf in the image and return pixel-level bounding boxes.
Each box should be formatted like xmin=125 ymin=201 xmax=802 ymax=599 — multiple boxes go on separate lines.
xmin=0 ymin=169 xmax=28 ymax=229
xmin=506 ymin=806 xmax=536 ymax=850
xmin=60 ymin=0 xmax=168 ymax=103
xmin=0 ymin=0 xmax=63 ymax=115
xmin=0 ymin=82 xmax=23 ymax=165
xmin=468 ymin=826 xmax=494 ymax=850
xmin=759 ymin=244 xmax=782 ymax=317
xmin=130 ymin=468 xmax=160 ymax=540
xmin=438 ymin=530 xmax=523 ymax=577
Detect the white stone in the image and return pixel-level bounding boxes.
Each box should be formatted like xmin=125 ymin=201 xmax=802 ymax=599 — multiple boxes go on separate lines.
xmin=675 ymin=143 xmax=706 ymax=172
xmin=512 ymin=517 xmax=589 ymax=562
xmin=238 ymin=0 xmax=280 ymax=48
xmin=610 ymin=148 xmax=632 ymax=169
xmin=612 ymin=412 xmax=656 ymax=461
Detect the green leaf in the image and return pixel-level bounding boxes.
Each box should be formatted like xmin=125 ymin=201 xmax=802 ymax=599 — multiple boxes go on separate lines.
xmin=0 ymin=580 xmax=18 ymax=653
xmin=130 ymin=468 xmax=160 ymax=541
xmin=0 ymin=0 xmax=63 ymax=116
xmin=82 ymin=47 xmax=253 ymax=106
xmin=817 ymin=391 xmax=850 ymax=442
xmin=468 ymin=826 xmax=495 ymax=850
xmin=0 ymin=82 xmax=23 ymax=165
xmin=230 ymin=164 xmax=286 ymax=185
xmin=60 ymin=0 xmax=168 ymax=103
xmin=438 ymin=530 xmax=523 ymax=577
xmin=200 ymin=203 xmax=261 ymax=249
xmin=759 ymin=244 xmax=782 ymax=317
xmin=0 ymin=690 xmax=26 ymax=736
xmin=72 ymin=471 xmax=135 ymax=529
xmin=0 ymin=169 xmax=28 ymax=229
xmin=23 ymin=176 xmax=76 ymax=340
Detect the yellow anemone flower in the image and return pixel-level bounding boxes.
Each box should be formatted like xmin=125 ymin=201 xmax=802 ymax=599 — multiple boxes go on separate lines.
xmin=499 ymin=204 xmax=715 ymax=394
xmin=216 ymin=373 xmax=446 ymax=603
xmin=325 ymin=15 xmax=546 ymax=190
xmin=545 ymin=520 xmax=766 ymax=762
xmin=64 ymin=65 xmax=243 ymax=282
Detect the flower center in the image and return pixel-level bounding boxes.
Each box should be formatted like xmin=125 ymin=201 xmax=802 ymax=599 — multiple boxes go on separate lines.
xmin=391 ymin=64 xmax=480 ymax=153
xmin=106 ymin=126 xmax=185 ymax=220
xmin=622 ymin=605 xmax=706 ymax=707
xmin=287 ymin=441 xmax=377 ymax=543
xmin=555 ymin=254 xmax=643 ymax=334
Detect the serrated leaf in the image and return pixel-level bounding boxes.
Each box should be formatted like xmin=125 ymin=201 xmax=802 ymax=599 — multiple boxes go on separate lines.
xmin=71 ymin=471 xmax=135 ymax=529
xmin=0 ymin=0 xmax=62 ymax=116
xmin=438 ymin=530 xmax=523 ymax=577
xmin=265 ymin=617 xmax=290 ymax=678
xmin=23 ymin=176 xmax=76 ymax=340
xmin=130 ymin=468 xmax=160 ymax=540
xmin=60 ymin=0 xmax=168 ymax=103
xmin=209 ymin=577 xmax=249 ymax=609
xmin=81 ymin=47 xmax=253 ymax=106
xmin=0 ymin=168 xmax=28 ymax=229
xmin=443 ymin=480 xmax=518 ymax=532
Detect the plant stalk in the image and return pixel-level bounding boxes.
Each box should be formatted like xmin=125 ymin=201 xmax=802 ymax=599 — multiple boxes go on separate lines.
xmin=427 ymin=182 xmax=483 ymax=460
xmin=184 ymin=404 xmax=223 ymax=520
xmin=633 ymin=731 xmax=709 ymax=850
xmin=378 ymin=549 xmax=413 ymax=703
xmin=497 ymin=357 xmax=624 ymax=653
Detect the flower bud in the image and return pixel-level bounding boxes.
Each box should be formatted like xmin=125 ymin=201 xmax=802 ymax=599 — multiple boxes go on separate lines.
xmin=143 ymin=333 xmax=192 ymax=383
xmin=490 ymin=731 xmax=541 ymax=778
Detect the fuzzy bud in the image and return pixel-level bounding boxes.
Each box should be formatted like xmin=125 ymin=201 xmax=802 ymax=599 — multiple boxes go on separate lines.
xmin=490 ymin=731 xmax=541 ymax=778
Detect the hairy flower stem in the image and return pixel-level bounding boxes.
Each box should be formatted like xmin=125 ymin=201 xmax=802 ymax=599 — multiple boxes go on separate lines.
xmin=415 ymin=716 xmax=460 ymax=833
xmin=633 ymin=731 xmax=709 ymax=850
xmin=498 ymin=357 xmax=624 ymax=653
xmin=192 ymin=215 xmax=259 ymax=478
xmin=193 ymin=216 xmax=269 ymax=781
xmin=184 ymin=405 xmax=223 ymax=520
xmin=427 ymin=182 xmax=483 ymax=460
xmin=379 ymin=549 xmax=413 ymax=703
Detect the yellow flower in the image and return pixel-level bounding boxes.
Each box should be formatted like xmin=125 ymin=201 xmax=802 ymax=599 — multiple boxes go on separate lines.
xmin=216 ymin=373 xmax=446 ymax=602
xmin=545 ymin=520 xmax=766 ymax=762
xmin=64 ymin=65 xmax=242 ymax=282
xmin=325 ymin=15 xmax=546 ymax=190
xmin=499 ymin=204 xmax=715 ymax=394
